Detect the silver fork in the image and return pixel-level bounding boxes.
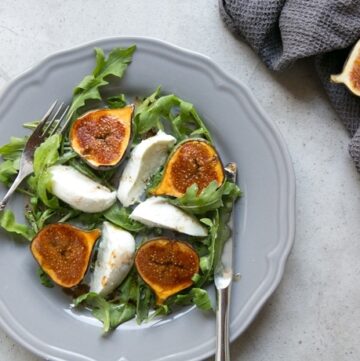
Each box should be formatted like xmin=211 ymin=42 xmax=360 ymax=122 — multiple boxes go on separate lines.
xmin=0 ymin=101 xmax=71 ymax=211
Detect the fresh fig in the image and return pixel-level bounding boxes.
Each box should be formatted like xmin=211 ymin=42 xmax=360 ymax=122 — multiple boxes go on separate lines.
xmin=135 ymin=238 xmax=199 ymax=304
xmin=31 ymin=224 xmax=100 ymax=288
xmin=70 ymin=106 xmax=134 ymax=169
xmin=151 ymin=138 xmax=225 ymax=197
xmin=331 ymin=39 xmax=360 ymax=96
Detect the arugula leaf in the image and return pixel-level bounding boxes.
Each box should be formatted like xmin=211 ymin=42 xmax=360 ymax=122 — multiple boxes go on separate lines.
xmin=57 ymin=150 xmax=78 ymax=164
xmin=22 ymin=120 xmax=39 ymax=130
xmin=36 ymin=209 xmax=56 ymax=230
xmin=146 ymin=304 xmax=170 ymax=322
xmin=36 ymin=171 xmax=58 ymax=208
xmin=145 ymin=167 xmax=163 ymax=195
xmin=136 ymin=94 xmax=175 ymax=133
xmin=0 ymin=137 xmax=26 ymax=160
xmin=191 ymin=273 xmax=201 ymax=283
xmin=213 ymin=183 xmax=241 ymax=268
xmin=25 ymin=203 xmax=67 ymax=234
xmin=0 ymin=159 xmax=19 ymax=185
xmin=108 ymin=303 xmax=136 ymax=329
xmin=74 ymin=292 xmax=135 ymax=333
xmin=196 ymin=180 xmax=240 ymax=286
xmin=70 ymin=212 xmax=103 ymax=230
xmin=24 ymin=207 xmax=39 ymax=233
xmin=32 ymin=134 xmax=60 ymax=183
xmin=172 ymin=180 xmax=241 ymax=215
xmin=106 ymin=94 xmax=127 ymax=108
xmin=190 ymin=288 xmax=213 ymax=310
xmin=68 ymin=158 xmax=100 ymax=180
xmin=136 ymin=279 xmax=154 ymax=324
xmin=36 ymin=268 xmax=54 ymax=288
xmin=117 ymin=271 xmax=138 ymax=303
xmin=171 ymin=181 xmax=221 ymax=214
xmin=75 ymin=292 xmax=112 ymax=332
xmin=104 ymin=203 xmax=145 ymax=232
xmin=169 ymin=288 xmax=212 ymax=311
xmin=198 ymin=212 xmax=219 ymax=284
xmin=0 ymin=209 xmax=34 ymax=241
xmin=0 ymin=137 xmax=24 ymax=187
xmin=135 ymin=87 xmax=161 ymax=116
xmin=30 ymin=134 xmax=61 ymax=208
xmin=135 ymin=91 xmax=212 ymax=143
xmin=68 ymin=46 xmax=136 ymax=116
xmin=114 ymin=274 xmax=154 ymax=326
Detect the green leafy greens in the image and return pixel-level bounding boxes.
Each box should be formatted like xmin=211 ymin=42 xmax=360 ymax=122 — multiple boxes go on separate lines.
xmin=134 ymin=89 xmax=213 ymax=143
xmin=106 ymin=94 xmax=127 ymax=109
xmin=104 ymin=203 xmax=145 ymax=233
xmin=0 ymin=137 xmax=26 ymax=186
xmin=0 ymin=44 xmax=242 ymax=334
xmin=171 ymin=180 xmax=241 ymax=215
xmin=74 ymin=292 xmax=136 ymax=333
xmin=30 ymin=134 xmax=61 ymax=208
xmin=169 ymin=288 xmax=213 ymax=310
xmin=68 ymin=46 xmax=136 ymax=117
xmin=0 ymin=209 xmax=34 ymax=241
xmin=0 ymin=137 xmax=27 ymax=160
xmin=36 ymin=267 xmax=54 ymax=288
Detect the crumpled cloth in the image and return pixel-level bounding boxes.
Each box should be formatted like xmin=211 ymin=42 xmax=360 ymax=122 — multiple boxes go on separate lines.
xmin=219 ymin=0 xmax=360 ymax=171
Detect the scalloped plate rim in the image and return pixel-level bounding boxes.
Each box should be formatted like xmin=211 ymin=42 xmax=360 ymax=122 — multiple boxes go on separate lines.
xmin=0 ymin=36 xmax=295 ymax=361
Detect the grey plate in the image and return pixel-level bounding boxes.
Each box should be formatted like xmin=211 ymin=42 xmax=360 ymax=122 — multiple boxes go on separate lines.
xmin=0 ymin=37 xmax=295 ymax=361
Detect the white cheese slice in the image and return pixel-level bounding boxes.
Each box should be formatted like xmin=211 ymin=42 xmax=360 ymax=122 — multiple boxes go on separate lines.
xmin=130 ymin=197 xmax=208 ymax=237
xmin=90 ymin=222 xmax=135 ymax=296
xmin=117 ymin=130 xmax=176 ymax=207
xmin=49 ymin=165 xmax=116 ymax=213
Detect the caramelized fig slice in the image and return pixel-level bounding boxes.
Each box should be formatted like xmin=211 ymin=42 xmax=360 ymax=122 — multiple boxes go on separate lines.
xmin=135 ymin=238 xmax=199 ymax=304
xmin=331 ymin=39 xmax=360 ymax=96
xmin=31 ymin=224 xmax=101 ymax=288
xmin=70 ymin=106 xmax=134 ymax=169
xmin=151 ymin=139 xmax=225 ymax=198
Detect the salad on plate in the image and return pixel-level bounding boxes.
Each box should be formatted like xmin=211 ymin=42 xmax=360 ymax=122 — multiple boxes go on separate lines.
xmin=0 ymin=45 xmax=241 ymax=333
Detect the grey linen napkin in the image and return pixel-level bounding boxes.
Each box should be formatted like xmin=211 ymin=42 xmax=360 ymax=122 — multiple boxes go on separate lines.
xmin=219 ymin=0 xmax=360 ymax=171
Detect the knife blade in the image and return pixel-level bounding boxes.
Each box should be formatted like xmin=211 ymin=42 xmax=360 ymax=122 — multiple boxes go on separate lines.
xmin=214 ymin=162 xmax=237 ymax=361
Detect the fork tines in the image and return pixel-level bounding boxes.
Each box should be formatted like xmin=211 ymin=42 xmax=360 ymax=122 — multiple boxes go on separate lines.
xmin=36 ymin=101 xmax=71 ymax=138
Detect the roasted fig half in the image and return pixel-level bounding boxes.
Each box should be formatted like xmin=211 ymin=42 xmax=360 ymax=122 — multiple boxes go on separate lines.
xmin=31 ymin=224 xmax=101 ymax=288
xmin=151 ymin=138 xmax=225 ymax=197
xmin=135 ymin=238 xmax=199 ymax=304
xmin=331 ymin=39 xmax=360 ymax=96
xmin=70 ymin=106 xmax=134 ymax=169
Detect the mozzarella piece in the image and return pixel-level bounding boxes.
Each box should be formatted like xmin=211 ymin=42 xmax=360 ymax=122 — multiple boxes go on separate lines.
xmin=117 ymin=130 xmax=176 ymax=207
xmin=90 ymin=222 xmax=135 ymax=296
xmin=130 ymin=197 xmax=208 ymax=237
xmin=49 ymin=165 xmax=116 ymax=213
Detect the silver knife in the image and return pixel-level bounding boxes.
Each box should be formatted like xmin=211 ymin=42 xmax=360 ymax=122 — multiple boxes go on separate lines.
xmin=214 ymin=162 xmax=237 ymax=361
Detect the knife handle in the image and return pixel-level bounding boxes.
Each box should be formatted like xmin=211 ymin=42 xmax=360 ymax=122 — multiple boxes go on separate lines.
xmin=215 ymin=285 xmax=231 ymax=361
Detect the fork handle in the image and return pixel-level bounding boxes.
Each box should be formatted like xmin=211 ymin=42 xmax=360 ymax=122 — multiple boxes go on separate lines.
xmin=215 ymin=285 xmax=231 ymax=361
xmin=0 ymin=172 xmax=27 ymax=212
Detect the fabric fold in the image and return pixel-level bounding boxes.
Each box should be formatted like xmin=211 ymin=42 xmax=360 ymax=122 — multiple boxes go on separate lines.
xmin=220 ymin=0 xmax=360 ymax=170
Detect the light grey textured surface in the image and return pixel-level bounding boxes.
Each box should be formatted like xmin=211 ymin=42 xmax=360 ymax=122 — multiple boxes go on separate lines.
xmin=0 ymin=1 xmax=358 ymax=361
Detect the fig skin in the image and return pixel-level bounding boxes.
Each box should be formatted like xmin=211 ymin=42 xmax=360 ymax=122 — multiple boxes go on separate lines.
xmin=135 ymin=238 xmax=200 ymax=304
xmin=30 ymin=224 xmax=101 ymax=288
xmin=151 ymin=138 xmax=225 ymax=198
xmin=70 ymin=106 xmax=134 ymax=170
